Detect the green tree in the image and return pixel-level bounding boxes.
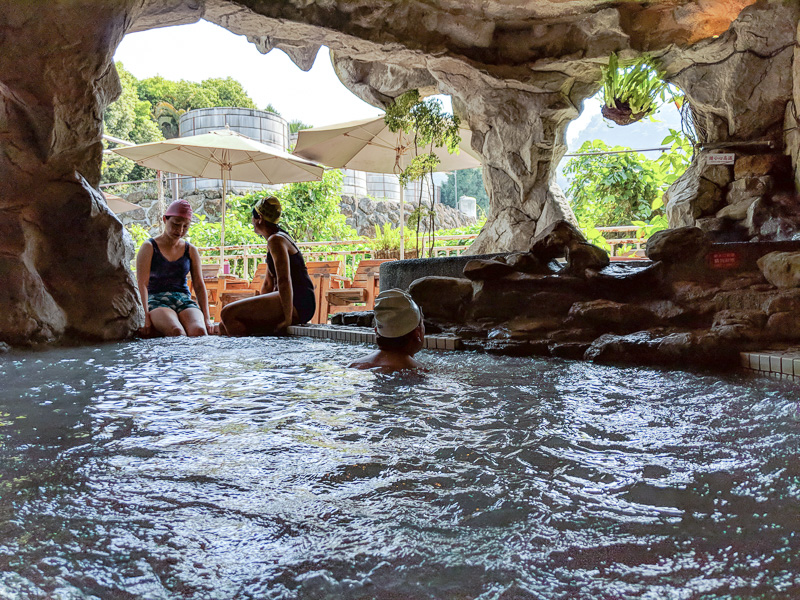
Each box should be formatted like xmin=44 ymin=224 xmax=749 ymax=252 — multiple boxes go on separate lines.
xmin=563 ymin=131 xmax=691 ymax=231
xmin=563 ymin=140 xmax=663 ymax=227
xmin=206 ymin=170 xmax=354 ymax=244
xmin=439 ymin=168 xmax=489 ymax=214
xmin=102 ymin=63 xmax=163 ymax=184
xmin=384 ymin=90 xmax=462 ymax=256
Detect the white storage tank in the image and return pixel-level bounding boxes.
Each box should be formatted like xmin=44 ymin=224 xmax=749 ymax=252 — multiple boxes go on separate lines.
xmin=179 ymin=107 xmax=290 ymax=193
xmin=404 ymin=174 xmax=439 ymax=205
xmin=366 ymin=173 xmax=401 ymax=202
xmin=342 ymin=169 xmax=368 ymax=197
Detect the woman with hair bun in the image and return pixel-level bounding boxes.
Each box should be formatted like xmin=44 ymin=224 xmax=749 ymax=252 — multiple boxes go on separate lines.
xmin=219 ymin=195 xmax=316 ymax=336
xmin=135 ymin=199 xmax=215 ymax=337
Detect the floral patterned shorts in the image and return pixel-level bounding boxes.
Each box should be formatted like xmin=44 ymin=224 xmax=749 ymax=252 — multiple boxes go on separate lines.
xmin=148 ymin=291 xmax=199 ymax=314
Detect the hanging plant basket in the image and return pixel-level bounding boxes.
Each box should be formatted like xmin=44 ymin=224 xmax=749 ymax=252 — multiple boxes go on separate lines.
xmin=600 ymin=53 xmax=668 ymax=127
xmin=601 ymin=100 xmax=647 ymax=126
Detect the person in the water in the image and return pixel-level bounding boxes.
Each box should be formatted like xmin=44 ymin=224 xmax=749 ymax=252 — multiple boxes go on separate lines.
xmin=219 ymin=195 xmax=316 ymax=336
xmin=349 ymin=288 xmax=426 ymax=373
xmin=135 ymin=199 xmax=215 ymax=337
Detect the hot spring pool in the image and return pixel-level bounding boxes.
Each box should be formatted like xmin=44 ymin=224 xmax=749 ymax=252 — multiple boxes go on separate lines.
xmin=0 ymin=336 xmax=798 ymax=599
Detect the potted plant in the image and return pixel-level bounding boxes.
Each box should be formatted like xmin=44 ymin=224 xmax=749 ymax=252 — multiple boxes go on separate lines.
xmin=371 ymin=222 xmax=416 ymax=259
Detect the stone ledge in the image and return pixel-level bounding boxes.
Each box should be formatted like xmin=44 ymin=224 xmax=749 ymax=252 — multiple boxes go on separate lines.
xmin=740 ymin=348 xmax=800 ymax=382
xmin=287 ymin=324 xmax=462 ymax=351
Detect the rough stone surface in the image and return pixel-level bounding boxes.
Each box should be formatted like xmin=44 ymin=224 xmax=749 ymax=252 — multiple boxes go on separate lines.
xmin=463 ymin=259 xmax=516 ymax=281
xmin=646 ymin=227 xmax=711 ymax=264
xmin=529 ymin=220 xmax=587 ymax=262
xmin=564 ymin=242 xmax=610 ymax=275
xmin=408 ymin=276 xmax=473 ymax=322
xmin=757 ymin=251 xmax=800 ymax=289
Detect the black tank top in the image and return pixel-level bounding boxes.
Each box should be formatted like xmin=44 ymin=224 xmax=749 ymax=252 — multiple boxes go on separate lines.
xmin=266 ymin=229 xmax=316 ymax=323
xmin=147 ymin=238 xmax=191 ymax=295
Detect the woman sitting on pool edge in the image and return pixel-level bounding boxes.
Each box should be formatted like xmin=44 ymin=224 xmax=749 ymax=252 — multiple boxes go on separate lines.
xmin=349 ymin=289 xmax=427 ymax=373
xmin=219 ymin=196 xmax=316 ymax=336
xmin=135 ymin=199 xmax=215 ymax=337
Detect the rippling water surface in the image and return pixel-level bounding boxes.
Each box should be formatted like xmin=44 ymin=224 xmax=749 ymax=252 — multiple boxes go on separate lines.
xmin=1 ymin=337 xmax=799 ymax=599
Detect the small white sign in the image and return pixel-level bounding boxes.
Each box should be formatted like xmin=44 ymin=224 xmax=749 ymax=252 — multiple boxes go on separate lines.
xmin=706 ymin=153 xmax=735 ymax=165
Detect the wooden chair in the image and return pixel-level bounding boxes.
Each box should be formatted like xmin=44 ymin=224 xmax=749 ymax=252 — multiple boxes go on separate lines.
xmin=218 ymin=275 xmax=257 ymax=313
xmin=249 ymin=262 xmax=268 ymax=292
xmin=188 ymin=264 xmax=224 ymax=321
xmin=305 ymin=260 xmax=347 ymax=324
xmin=323 ymin=259 xmax=394 ymax=322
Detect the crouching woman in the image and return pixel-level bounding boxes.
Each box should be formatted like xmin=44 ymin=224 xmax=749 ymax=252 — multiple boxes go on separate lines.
xmin=219 ymin=196 xmax=316 ymax=336
xmin=136 ymin=199 xmax=214 ymax=337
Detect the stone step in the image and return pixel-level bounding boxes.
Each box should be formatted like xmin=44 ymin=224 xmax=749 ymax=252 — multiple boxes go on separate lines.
xmin=740 ymin=348 xmax=800 ymax=382
xmin=287 ymin=324 xmax=462 ymax=351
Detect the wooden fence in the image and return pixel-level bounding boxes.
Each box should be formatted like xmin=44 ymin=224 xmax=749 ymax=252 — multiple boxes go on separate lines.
xmin=197 ymin=226 xmax=647 ymax=278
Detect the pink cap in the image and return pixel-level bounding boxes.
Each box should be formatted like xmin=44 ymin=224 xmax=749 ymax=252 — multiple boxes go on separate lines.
xmin=164 ymin=199 xmax=193 ymax=219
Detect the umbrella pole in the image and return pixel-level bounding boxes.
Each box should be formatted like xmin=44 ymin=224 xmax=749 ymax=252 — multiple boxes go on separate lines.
xmin=399 ymin=184 xmax=405 ymax=261
xmin=157 ymin=170 xmax=164 ymax=232
xmin=220 ymin=169 xmax=227 ymax=274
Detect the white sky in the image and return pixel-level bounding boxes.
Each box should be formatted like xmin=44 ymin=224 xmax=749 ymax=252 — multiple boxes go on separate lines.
xmin=114 ymin=20 xmax=384 ymax=127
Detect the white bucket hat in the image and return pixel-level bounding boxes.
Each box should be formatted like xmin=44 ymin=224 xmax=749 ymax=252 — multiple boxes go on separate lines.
xmin=373 ymin=289 xmax=422 ymax=338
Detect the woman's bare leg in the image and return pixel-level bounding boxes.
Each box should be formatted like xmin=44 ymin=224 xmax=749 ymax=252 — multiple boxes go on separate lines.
xmin=149 ymin=307 xmax=187 ymax=337
xmin=178 ymin=307 xmax=208 ymax=337
xmin=219 ymin=292 xmax=286 ymax=337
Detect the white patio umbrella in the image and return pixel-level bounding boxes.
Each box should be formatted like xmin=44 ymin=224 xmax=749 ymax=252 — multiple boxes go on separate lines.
xmin=293 ymin=116 xmax=481 ymax=259
xmin=114 ymin=128 xmax=325 ymax=270
xmin=103 ymin=192 xmax=140 ymax=214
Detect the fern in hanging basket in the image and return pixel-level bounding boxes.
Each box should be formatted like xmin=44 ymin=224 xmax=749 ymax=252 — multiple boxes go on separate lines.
xmin=601 ymin=53 xmax=669 ymax=126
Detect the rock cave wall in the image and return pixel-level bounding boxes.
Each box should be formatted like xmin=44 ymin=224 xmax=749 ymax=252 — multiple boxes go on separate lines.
xmin=0 ymin=0 xmax=792 ymax=345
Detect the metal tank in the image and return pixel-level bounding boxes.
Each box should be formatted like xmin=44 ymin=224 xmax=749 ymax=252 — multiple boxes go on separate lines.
xmin=342 ymin=169 xmax=368 ymax=197
xmin=403 ymin=174 xmax=439 ymax=205
xmin=366 ymin=173 xmax=401 ymax=202
xmin=179 ymin=107 xmax=289 ymax=193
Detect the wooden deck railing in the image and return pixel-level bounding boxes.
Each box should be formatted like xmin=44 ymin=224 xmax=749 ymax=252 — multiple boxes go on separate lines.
xmin=197 ymin=233 xmax=481 ymax=278
xmin=196 ymin=226 xmax=647 ymax=277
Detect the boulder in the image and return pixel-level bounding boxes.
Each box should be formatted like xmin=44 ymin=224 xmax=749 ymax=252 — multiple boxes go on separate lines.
xmin=329 ymin=311 xmax=374 ymax=328
xmin=734 ymin=154 xmax=792 ymax=179
xmin=463 ymin=259 xmax=516 ymax=281
xmin=529 ymin=220 xmax=586 ymax=261
xmin=469 ymin=277 xmax=587 ymax=320
xmin=567 ymin=299 xmax=660 ymax=332
xmin=563 ymin=242 xmax=610 ymax=275
xmin=710 ymin=309 xmax=767 ymax=340
xmin=408 ymin=276 xmax=474 ymax=322
xmin=762 ymin=289 xmax=800 ymax=314
xmin=725 ymin=175 xmax=772 ymax=205
xmin=757 ymin=251 xmax=800 ymax=288
xmin=585 ymin=329 xmax=742 ymax=367
xmin=645 ymin=227 xmax=711 ymax=264
xmin=715 ymin=196 xmax=759 ymax=220
xmin=765 ymin=311 xmax=800 ymax=340
xmin=504 ymin=252 xmax=549 ymax=274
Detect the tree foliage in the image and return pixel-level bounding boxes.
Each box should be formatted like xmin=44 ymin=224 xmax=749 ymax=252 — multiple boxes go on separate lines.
xmin=439 ymin=168 xmax=489 ymax=215
xmin=102 ymin=66 xmax=263 ymax=185
xmin=384 ymin=90 xmax=462 ymax=256
xmin=563 ymin=129 xmax=692 ymax=230
xmin=102 ymin=63 xmax=164 ymax=184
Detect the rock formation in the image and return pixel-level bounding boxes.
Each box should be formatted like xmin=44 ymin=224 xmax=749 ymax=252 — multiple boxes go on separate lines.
xmin=405 ymin=221 xmax=800 ymax=368
xmin=1 ymin=0 xmax=797 ymax=345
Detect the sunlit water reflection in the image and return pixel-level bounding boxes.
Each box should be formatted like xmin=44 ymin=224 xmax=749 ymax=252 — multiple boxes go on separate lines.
xmin=0 ymin=337 xmax=798 ymax=599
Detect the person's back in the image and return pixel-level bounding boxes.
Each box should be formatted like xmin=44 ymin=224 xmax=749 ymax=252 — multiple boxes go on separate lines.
xmin=349 ymin=289 xmax=426 ymax=373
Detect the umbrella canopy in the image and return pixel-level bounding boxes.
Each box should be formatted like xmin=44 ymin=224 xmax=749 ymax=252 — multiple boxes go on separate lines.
xmin=103 ymin=192 xmax=140 ymax=215
xmin=113 ymin=128 xmax=325 ymax=269
xmin=293 ymin=116 xmax=481 ymax=173
xmin=293 ymin=116 xmax=481 ymax=258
